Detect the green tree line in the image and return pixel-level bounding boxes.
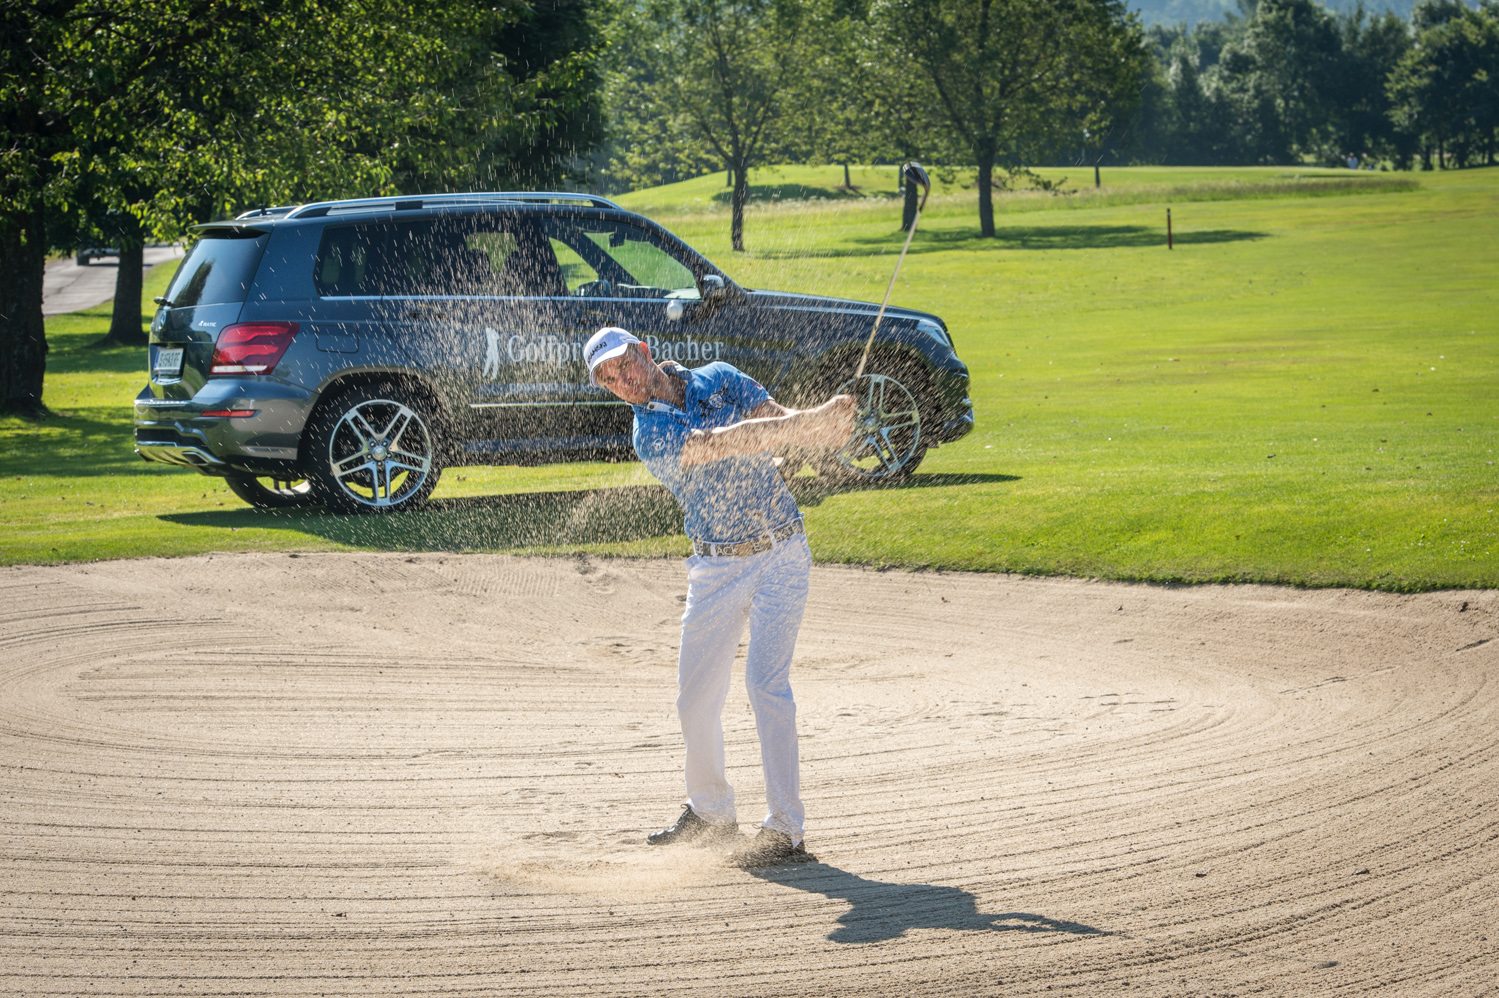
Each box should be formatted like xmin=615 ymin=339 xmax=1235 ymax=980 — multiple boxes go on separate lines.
xmin=1130 ymin=0 xmax=1427 ymax=27
xmin=598 ymin=0 xmax=1499 ymax=197
xmin=1129 ymin=0 xmax=1498 ymax=170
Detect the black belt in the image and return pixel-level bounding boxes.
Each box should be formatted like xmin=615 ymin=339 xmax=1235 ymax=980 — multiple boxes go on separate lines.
xmin=692 ymin=518 xmax=804 ymax=558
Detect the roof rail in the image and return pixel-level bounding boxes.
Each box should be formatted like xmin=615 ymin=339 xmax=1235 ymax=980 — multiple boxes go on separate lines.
xmin=283 ymin=191 xmax=624 ymax=220
xmin=234 ymin=205 xmax=298 ymax=220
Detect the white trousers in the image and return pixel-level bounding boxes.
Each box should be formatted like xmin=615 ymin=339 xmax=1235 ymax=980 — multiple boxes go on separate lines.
xmin=677 ymin=533 xmax=811 ymax=842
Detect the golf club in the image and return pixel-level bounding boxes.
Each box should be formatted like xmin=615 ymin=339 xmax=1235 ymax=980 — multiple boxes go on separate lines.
xmin=853 ymin=161 xmax=931 ymax=381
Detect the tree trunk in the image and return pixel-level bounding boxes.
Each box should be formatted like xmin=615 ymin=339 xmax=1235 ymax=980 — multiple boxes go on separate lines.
xmin=726 ymin=164 xmax=733 ymax=187
xmin=730 ymin=161 xmax=748 ymax=252
xmin=977 ymin=152 xmax=996 ymax=238
xmin=842 ymin=161 xmax=851 ymax=188
xmin=103 ymin=240 xmax=147 ymax=346
xmin=1094 ymin=161 xmax=1102 ymax=188
xmin=0 ymin=203 xmax=50 ymax=418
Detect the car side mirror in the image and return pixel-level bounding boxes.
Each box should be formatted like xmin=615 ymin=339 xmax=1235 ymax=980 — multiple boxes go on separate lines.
xmin=668 ymin=274 xmax=735 ymax=322
xmin=701 ymin=274 xmax=743 ymax=313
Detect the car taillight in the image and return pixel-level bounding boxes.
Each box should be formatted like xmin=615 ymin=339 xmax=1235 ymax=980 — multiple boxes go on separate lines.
xmin=209 ymin=322 xmax=299 ymax=375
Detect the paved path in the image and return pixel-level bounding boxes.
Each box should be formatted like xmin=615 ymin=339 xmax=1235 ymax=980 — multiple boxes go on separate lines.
xmin=42 ymin=246 xmax=184 ymax=316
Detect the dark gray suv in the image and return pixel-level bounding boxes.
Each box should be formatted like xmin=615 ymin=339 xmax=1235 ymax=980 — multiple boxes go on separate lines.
xmin=135 ymin=192 xmax=973 ymax=512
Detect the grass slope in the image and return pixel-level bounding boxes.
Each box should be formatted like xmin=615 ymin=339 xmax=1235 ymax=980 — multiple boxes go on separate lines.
xmin=2 ymin=166 xmax=1495 ymax=589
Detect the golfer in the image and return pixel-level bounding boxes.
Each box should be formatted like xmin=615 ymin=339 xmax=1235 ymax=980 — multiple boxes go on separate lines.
xmin=584 ymin=326 xmax=855 ymax=867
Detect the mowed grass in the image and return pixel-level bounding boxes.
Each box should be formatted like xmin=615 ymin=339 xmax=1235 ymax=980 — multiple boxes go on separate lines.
xmin=2 ymin=165 xmax=1495 ymax=589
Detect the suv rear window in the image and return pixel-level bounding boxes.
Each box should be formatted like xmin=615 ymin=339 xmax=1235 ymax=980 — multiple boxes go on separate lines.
xmin=165 ymin=230 xmax=269 ymax=307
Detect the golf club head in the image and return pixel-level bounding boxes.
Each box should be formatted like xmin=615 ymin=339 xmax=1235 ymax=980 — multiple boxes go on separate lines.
xmin=903 ymin=161 xmax=931 ymax=211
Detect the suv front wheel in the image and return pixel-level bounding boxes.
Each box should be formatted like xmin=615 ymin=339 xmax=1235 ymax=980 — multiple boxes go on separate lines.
xmin=304 ymin=384 xmax=442 ymax=513
xmin=815 ymin=366 xmax=927 ymax=486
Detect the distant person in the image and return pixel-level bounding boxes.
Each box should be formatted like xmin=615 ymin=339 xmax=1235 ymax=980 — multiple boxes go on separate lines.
xmin=583 ymin=326 xmax=855 ymax=868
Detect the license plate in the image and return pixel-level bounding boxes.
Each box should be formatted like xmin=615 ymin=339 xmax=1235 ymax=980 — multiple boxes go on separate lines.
xmin=153 ymin=347 xmax=184 ymax=378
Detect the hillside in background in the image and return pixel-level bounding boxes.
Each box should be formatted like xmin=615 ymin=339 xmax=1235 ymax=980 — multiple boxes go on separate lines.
xmin=1130 ymin=0 xmax=1420 ymax=26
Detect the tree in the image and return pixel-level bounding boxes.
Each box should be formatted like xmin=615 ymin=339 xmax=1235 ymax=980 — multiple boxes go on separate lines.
xmin=776 ymin=0 xmax=945 ymax=229
xmin=597 ymin=2 xmax=727 ymax=193
xmin=1325 ymin=8 xmax=1414 ymax=166
xmin=875 ymin=0 xmax=1147 ymax=237
xmin=1 ymin=0 xmax=606 ymax=415
xmin=598 ymin=0 xmax=810 ymax=251
xmin=94 ymin=0 xmax=602 ymax=346
xmin=1205 ymin=0 xmax=1342 ymax=162
xmin=1165 ymin=44 xmax=1224 ymax=161
xmin=600 ymin=0 xmax=807 ymax=250
xmin=669 ymin=0 xmax=807 ymax=251
xmin=776 ymin=5 xmax=880 ymax=186
xmin=1245 ymin=0 xmax=1342 ymax=158
xmin=0 ymin=0 xmax=177 ymax=414
xmin=1389 ymin=0 xmax=1499 ymax=168
xmin=1073 ymin=29 xmax=1157 ymax=184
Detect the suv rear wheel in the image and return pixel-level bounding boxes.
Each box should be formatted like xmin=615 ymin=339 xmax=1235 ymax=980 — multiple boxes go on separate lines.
xmin=304 ymin=384 xmax=441 ymax=513
xmin=225 ymin=473 xmax=316 ymax=510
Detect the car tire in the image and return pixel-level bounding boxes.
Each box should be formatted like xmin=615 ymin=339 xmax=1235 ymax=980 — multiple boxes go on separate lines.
xmin=225 ymin=472 xmax=318 ymax=510
xmin=303 ymin=383 xmax=442 ymax=514
xmin=812 ymin=356 xmax=929 ymax=486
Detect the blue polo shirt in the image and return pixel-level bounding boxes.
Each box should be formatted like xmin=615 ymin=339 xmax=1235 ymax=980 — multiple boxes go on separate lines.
xmin=632 ymin=362 xmax=801 ymax=544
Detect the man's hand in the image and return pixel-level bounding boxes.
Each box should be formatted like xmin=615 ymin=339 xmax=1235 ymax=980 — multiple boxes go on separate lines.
xmin=680 ymin=428 xmax=715 ymax=467
xmin=810 ymin=394 xmax=857 ymax=448
xmin=679 ymin=393 xmax=858 ymax=468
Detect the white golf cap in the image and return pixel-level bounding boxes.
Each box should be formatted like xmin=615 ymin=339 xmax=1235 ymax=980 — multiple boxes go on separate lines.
xmin=584 ymin=326 xmax=640 ymax=385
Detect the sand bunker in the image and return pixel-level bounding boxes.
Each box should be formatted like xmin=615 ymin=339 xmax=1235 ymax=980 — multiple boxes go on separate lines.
xmin=1 ymin=552 xmax=1495 ymax=995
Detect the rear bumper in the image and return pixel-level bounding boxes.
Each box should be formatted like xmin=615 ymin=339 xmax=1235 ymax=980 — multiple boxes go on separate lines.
xmin=135 ymin=438 xmax=229 ymax=470
xmin=133 ymin=380 xmax=313 ymax=474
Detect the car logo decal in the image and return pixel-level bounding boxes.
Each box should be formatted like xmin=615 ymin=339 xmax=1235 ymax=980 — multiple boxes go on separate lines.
xmin=483 ymin=327 xmax=501 ymax=378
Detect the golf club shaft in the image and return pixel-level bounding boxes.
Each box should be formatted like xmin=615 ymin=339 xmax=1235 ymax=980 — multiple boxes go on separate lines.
xmin=854 ymin=210 xmax=923 ymax=382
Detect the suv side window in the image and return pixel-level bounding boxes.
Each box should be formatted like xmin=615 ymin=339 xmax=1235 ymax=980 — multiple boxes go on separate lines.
xmin=314 ymin=216 xmax=563 ymax=297
xmin=543 ymin=218 xmax=699 ymax=300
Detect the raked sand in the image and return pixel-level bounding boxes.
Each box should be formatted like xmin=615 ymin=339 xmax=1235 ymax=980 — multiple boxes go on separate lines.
xmin=2 ymin=552 xmax=1495 ymax=996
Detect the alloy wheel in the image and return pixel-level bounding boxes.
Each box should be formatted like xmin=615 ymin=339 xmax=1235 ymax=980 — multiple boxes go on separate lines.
xmin=324 ymin=398 xmax=435 ymax=509
xmin=830 ymin=372 xmax=924 ymax=482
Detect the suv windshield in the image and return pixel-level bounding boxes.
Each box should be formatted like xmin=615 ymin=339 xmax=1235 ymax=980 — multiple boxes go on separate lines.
xmin=166 ymin=230 xmax=269 ymax=307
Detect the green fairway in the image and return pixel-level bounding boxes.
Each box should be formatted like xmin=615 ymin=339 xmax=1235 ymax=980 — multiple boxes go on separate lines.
xmin=2 ymin=166 xmax=1495 ymax=589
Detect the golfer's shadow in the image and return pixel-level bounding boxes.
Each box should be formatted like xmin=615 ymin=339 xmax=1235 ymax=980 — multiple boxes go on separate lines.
xmin=750 ymin=861 xmax=1107 ymax=944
